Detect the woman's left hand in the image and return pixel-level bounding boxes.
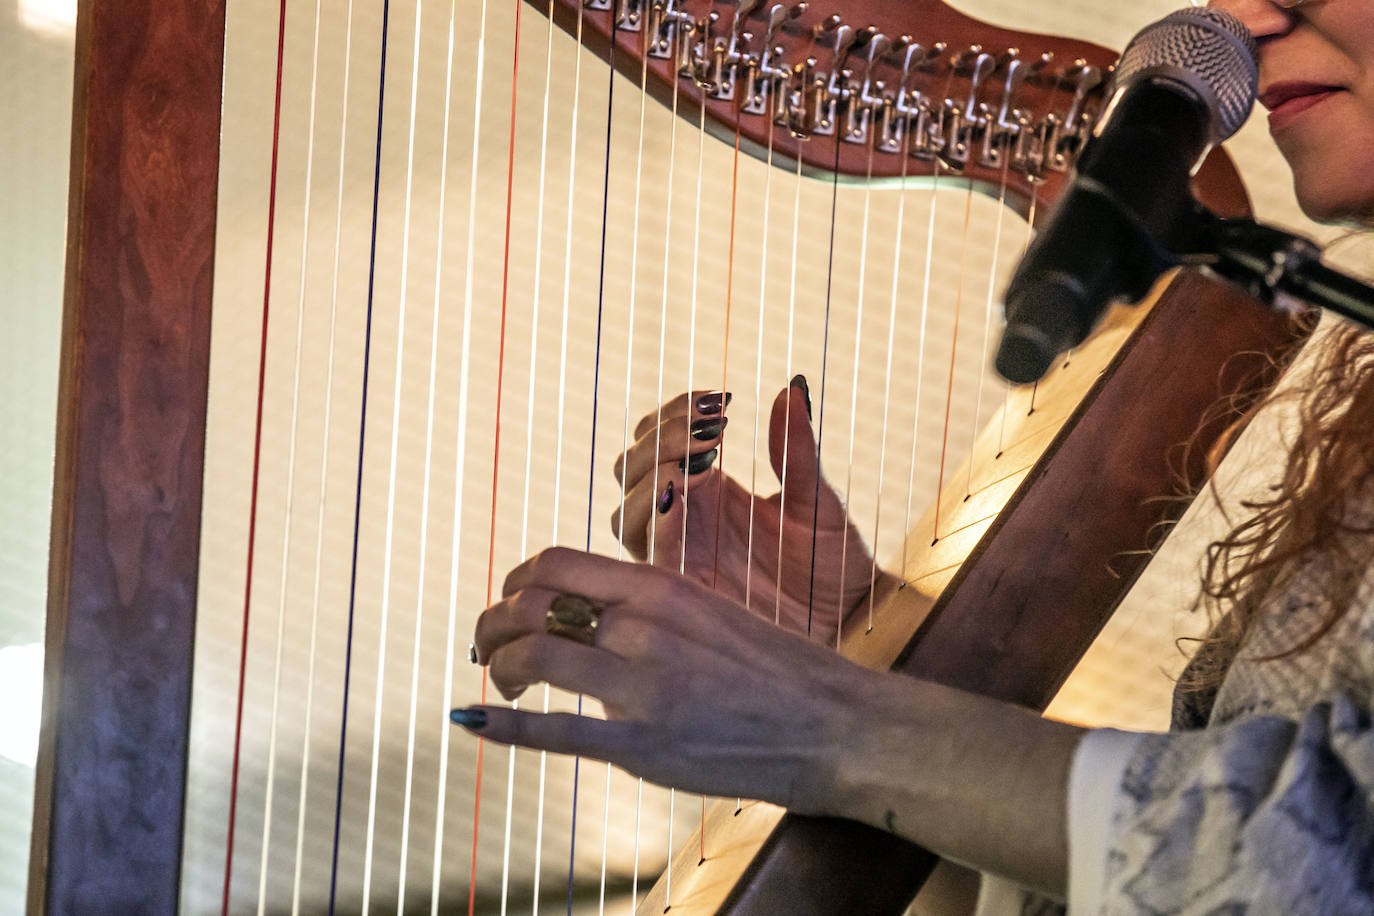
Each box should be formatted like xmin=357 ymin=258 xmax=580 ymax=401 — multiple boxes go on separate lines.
xmin=461 ymin=545 xmax=889 ymax=811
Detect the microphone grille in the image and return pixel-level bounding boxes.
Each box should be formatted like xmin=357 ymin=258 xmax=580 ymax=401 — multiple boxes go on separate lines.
xmin=1116 ymin=7 xmax=1259 ymax=142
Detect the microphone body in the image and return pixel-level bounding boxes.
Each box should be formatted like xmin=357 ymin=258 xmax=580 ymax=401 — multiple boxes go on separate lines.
xmin=995 ymin=7 xmax=1258 ymax=384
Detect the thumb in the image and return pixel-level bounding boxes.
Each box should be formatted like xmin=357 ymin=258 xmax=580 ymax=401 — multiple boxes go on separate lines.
xmin=768 ymin=375 xmax=819 ymax=512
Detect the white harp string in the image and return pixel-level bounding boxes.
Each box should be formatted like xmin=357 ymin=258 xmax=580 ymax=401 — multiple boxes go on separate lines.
xmin=836 ymin=137 xmax=879 ymax=645
xmin=773 ymin=153 xmax=806 ymax=627
xmin=433 ymin=0 xmax=495 ymax=910
xmin=744 ymin=83 xmax=778 ymax=617
xmin=394 ymin=0 xmax=484 ymax=906
xmin=869 ymin=122 xmax=915 ymax=631
xmin=255 ymin=0 xmax=326 ymax=908
xmin=358 ymin=2 xmax=427 ymax=908
xmin=640 ymin=34 xmax=685 ymax=910
xmin=604 ymin=18 xmax=657 ymax=916
xmin=500 ymin=2 xmax=559 ymax=910
xmin=533 ymin=0 xmax=591 ymax=909
xmin=423 ymin=6 xmax=464 ymax=913
xmin=967 ymin=161 xmax=1014 ymax=499
xmin=902 ymin=162 xmax=943 ymax=579
xmin=290 ymin=0 xmax=358 ymax=909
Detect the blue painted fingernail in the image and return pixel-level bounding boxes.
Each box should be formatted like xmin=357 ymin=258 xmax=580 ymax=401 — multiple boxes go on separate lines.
xmin=695 ymin=391 xmax=732 ymax=415
xmin=690 ymin=417 xmax=727 ymax=441
xmin=679 ymin=447 xmax=718 ymax=475
xmin=790 ymin=374 xmax=812 ymax=420
xmin=657 ymin=480 xmax=674 ymax=514
xmin=450 ymin=707 xmax=488 ymax=729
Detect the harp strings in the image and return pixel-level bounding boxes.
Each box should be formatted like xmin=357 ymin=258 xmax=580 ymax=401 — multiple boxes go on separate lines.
xmin=203 ymin=2 xmax=1057 ymax=911
xmin=607 ymin=21 xmax=655 ymax=913
xmin=642 ymin=31 xmax=687 ymax=912
xmin=931 ymin=184 xmax=976 ymax=542
xmin=255 ymin=0 xmax=329 ymax=909
xmin=699 ymin=101 xmax=747 ymax=866
xmin=357 ymin=0 xmax=436 ymax=905
xmin=532 ymin=0 xmax=592 ymax=909
xmin=287 ymin=0 xmax=361 ymax=906
xmin=867 ymin=74 xmax=916 ymax=631
xmin=561 ymin=5 xmax=623 ymax=909
xmin=966 ymin=153 xmax=1015 ymax=499
xmin=223 ymin=0 xmax=291 ymax=909
xmin=505 ymin=1 xmax=564 ymax=912
xmin=999 ymin=190 xmax=1039 ymax=456
xmin=803 ymin=106 xmax=845 ymax=639
xmin=467 ymin=0 xmax=530 ymax=909
xmin=422 ymin=4 xmax=467 ymax=912
xmin=743 ymin=81 xmax=778 ymax=619
xmin=774 ymin=153 xmax=805 ymax=629
xmin=835 ymin=89 xmax=881 ymax=645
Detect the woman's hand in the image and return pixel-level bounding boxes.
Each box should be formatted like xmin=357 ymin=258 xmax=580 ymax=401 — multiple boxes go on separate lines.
xmin=466 ymin=546 xmax=878 ymax=808
xmin=610 ymin=377 xmax=886 ymax=642
xmin=458 ymin=546 xmax=1084 ymax=897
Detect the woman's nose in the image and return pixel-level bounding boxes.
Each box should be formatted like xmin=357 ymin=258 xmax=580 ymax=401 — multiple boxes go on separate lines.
xmin=1206 ymin=0 xmax=1300 ymax=39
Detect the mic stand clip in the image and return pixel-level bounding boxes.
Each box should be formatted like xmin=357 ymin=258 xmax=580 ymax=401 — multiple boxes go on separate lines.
xmin=1178 ymin=210 xmax=1374 ymax=331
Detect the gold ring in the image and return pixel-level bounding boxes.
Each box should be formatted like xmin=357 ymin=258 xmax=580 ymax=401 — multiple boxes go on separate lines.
xmin=545 ymin=593 xmax=603 ymax=646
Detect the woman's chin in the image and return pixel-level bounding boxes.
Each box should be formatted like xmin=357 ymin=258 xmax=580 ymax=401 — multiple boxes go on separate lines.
xmin=1284 ymin=139 xmax=1374 ymax=225
xmin=1292 ymin=177 xmax=1374 ymax=226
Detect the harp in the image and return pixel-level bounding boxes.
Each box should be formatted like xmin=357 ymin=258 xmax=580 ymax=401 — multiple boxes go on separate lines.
xmin=29 ymin=0 xmax=1301 ymax=913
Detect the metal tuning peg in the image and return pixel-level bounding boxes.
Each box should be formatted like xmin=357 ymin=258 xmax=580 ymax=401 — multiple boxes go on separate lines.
xmin=646 ymin=0 xmax=690 ymax=60
xmin=1049 ymin=60 xmax=1103 ymax=171
xmin=945 ymin=49 xmax=995 ymax=167
xmin=787 ymin=56 xmax=822 ymax=137
xmin=846 ymin=31 xmax=891 ymax=145
xmin=980 ymin=50 xmax=1027 ymax=167
xmin=615 ymin=0 xmax=644 ymax=31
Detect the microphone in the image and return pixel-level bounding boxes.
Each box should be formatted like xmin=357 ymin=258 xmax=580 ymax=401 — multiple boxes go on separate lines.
xmin=994 ymin=7 xmax=1259 ymax=384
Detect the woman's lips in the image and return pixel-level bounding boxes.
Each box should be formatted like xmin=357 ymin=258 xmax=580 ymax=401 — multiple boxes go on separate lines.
xmin=1260 ymin=82 xmax=1341 ymax=133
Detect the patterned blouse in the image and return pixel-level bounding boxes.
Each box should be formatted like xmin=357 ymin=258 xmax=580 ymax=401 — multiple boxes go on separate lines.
xmin=979 ymin=496 xmax=1374 ymax=915
xmin=1092 ymin=520 xmax=1374 ymax=914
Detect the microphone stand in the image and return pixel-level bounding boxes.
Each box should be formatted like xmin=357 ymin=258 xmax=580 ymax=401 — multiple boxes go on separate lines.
xmin=1180 ymin=210 xmax=1374 ymax=331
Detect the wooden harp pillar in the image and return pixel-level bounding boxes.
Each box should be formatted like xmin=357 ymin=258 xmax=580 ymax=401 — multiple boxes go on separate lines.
xmin=30 ymin=0 xmax=226 ymax=910
xmin=29 ymin=0 xmax=1304 ymax=913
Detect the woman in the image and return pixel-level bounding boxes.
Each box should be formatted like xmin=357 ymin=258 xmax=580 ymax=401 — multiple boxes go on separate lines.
xmin=454 ymin=0 xmax=1374 ymax=910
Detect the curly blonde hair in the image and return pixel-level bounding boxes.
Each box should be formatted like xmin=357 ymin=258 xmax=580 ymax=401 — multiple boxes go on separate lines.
xmin=1181 ymin=318 xmax=1374 ymax=693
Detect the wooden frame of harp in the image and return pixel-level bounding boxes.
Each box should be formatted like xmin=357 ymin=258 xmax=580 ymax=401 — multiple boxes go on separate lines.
xmin=30 ymin=0 xmax=1304 ymax=913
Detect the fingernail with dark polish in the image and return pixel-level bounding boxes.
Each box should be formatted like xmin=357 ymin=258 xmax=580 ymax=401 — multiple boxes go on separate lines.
xmin=690 ymin=417 xmax=727 ymax=441
xmin=468 ymin=643 xmax=478 ymax=664
xmin=790 ymin=374 xmax=812 ymax=420
xmin=657 ymin=480 xmax=675 ymax=514
xmin=695 ymin=391 xmax=733 ymax=415
xmin=679 ymin=447 xmax=718 ymax=475
xmin=450 ymin=707 xmax=487 ymax=729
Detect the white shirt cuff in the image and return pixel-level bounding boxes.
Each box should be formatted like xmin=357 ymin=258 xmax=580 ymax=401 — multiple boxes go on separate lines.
xmin=1067 ymin=728 xmax=1146 ymax=915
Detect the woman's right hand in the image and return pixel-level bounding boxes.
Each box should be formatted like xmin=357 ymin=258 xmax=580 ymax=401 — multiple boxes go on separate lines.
xmin=609 ymin=377 xmax=884 ymax=644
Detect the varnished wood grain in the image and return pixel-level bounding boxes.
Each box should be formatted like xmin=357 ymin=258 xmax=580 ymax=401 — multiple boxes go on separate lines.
xmin=540 ymin=0 xmax=1124 ymax=212
xmin=30 ymin=0 xmax=226 ymax=910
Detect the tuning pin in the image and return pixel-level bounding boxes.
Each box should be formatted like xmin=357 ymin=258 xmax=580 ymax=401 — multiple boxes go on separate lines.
xmin=951 ymin=44 xmax=984 ymax=71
